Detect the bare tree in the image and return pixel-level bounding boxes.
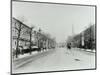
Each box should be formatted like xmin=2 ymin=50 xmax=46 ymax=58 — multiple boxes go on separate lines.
xmin=14 ymin=21 xmax=23 ymax=58
xmin=13 ymin=17 xmax=33 ymax=58
xmin=29 ymin=26 xmax=34 ymax=54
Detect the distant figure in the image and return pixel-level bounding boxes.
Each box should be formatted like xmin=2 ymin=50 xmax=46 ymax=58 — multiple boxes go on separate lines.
xmin=67 ymin=43 xmax=71 ymax=49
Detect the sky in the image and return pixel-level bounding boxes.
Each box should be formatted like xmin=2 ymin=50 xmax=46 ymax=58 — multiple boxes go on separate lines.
xmin=12 ymin=1 xmax=95 ymax=43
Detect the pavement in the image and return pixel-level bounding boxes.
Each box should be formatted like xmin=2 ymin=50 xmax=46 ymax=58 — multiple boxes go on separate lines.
xmin=12 ymin=47 xmax=96 ymax=74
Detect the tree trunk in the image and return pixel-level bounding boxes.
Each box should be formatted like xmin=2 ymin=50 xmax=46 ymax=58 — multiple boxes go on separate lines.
xmin=15 ymin=23 xmax=21 ymax=58
xmin=29 ymin=28 xmax=32 ymax=54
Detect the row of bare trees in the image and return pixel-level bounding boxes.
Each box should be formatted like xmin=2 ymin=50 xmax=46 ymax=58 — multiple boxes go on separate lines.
xmin=66 ymin=24 xmax=95 ymax=50
xmin=12 ymin=17 xmax=56 ymax=58
xmin=12 ymin=17 xmax=34 ymax=58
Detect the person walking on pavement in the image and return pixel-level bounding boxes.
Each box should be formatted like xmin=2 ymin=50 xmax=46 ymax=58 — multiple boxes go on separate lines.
xmin=67 ymin=43 xmax=71 ymax=49
xmin=66 ymin=42 xmax=73 ymax=55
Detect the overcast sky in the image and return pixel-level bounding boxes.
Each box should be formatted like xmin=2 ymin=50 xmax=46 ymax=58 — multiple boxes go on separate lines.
xmin=12 ymin=1 xmax=95 ymax=43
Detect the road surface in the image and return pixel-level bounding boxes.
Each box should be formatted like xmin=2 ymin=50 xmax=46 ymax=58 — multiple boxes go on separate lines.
xmin=12 ymin=48 xmax=95 ymax=73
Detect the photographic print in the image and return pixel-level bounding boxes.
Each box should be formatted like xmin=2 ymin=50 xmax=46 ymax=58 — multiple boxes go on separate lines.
xmin=11 ymin=0 xmax=96 ymax=74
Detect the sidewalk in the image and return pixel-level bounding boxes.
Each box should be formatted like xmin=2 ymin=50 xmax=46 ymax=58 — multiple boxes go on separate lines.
xmin=13 ymin=51 xmax=38 ymax=61
xmin=74 ymin=48 xmax=96 ymax=53
xmin=12 ymin=49 xmax=54 ymax=69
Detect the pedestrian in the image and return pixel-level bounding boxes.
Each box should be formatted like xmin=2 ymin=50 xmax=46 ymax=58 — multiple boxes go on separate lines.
xmin=66 ymin=43 xmax=71 ymax=54
xmin=67 ymin=43 xmax=71 ymax=49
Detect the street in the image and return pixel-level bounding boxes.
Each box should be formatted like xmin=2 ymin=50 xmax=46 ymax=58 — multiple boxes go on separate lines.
xmin=12 ymin=48 xmax=95 ymax=73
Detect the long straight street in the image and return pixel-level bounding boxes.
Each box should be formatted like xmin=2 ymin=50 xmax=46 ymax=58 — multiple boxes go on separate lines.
xmin=12 ymin=48 xmax=95 ymax=73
